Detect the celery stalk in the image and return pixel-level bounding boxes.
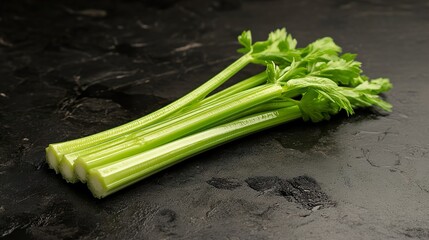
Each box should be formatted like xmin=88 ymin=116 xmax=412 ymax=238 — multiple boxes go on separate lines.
xmin=87 ymin=106 xmax=302 ymax=198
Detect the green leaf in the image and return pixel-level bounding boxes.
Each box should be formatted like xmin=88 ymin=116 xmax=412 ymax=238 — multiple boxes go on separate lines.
xmin=354 ymin=78 xmax=392 ymax=94
xmin=249 ymin=28 xmax=299 ymax=65
xmin=340 ymin=89 xmax=392 ymax=111
xmin=237 ymin=30 xmax=253 ymax=54
xmin=284 ymin=76 xmax=339 ymax=96
xmin=341 ymin=53 xmax=357 ymax=61
xmin=300 ymin=37 xmax=342 ymax=64
xmin=266 ymin=62 xmax=280 ymax=84
xmin=309 ymin=58 xmax=363 ymax=87
xmin=275 ymin=59 xmax=307 ymax=83
xmin=284 ymin=76 xmax=354 ymax=115
xmin=339 ymin=78 xmax=392 ymax=111
xmin=299 ymin=89 xmax=342 ymax=122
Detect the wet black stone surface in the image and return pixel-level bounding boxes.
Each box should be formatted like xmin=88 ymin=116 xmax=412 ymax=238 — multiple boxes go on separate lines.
xmin=207 ymin=177 xmax=242 ymax=190
xmin=1 ymin=0 xmax=429 ymax=239
xmin=245 ymin=176 xmax=335 ymax=210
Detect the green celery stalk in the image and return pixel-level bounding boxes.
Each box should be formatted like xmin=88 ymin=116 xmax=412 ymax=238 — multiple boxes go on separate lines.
xmin=74 ymin=84 xmax=284 ymax=181
xmin=59 ymin=72 xmax=271 ymax=183
xmin=60 ymin=84 xmax=262 ymax=182
xmin=189 ymin=72 xmax=267 ymax=109
xmin=87 ymin=105 xmax=302 ymax=198
xmin=72 ymin=100 xmax=296 ymax=182
xmin=46 ymin=54 xmax=253 ymax=172
xmin=62 ymin=99 xmax=294 ymax=183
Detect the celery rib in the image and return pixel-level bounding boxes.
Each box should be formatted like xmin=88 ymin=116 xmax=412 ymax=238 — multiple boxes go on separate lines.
xmin=59 ymin=76 xmax=270 ymax=182
xmin=47 ymin=54 xmax=253 ymax=172
xmin=88 ymin=106 xmax=302 ymax=198
xmin=75 ymin=84 xmax=283 ymax=181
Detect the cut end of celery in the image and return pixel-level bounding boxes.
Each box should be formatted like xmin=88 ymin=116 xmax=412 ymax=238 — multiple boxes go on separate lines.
xmin=59 ymin=159 xmax=78 ymax=183
xmin=87 ymin=171 xmax=107 ymax=199
xmin=75 ymin=162 xmax=88 ymax=183
xmin=46 ymin=145 xmax=60 ymax=174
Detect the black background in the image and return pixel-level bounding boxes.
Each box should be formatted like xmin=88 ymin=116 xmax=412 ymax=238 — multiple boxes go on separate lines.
xmin=1 ymin=0 xmax=429 ymax=239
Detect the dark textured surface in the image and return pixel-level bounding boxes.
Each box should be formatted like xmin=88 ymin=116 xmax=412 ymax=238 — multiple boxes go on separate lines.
xmin=1 ymin=0 xmax=429 ymax=239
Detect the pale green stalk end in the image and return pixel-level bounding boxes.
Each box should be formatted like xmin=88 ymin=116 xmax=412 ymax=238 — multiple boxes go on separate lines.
xmin=74 ymin=158 xmax=91 ymax=183
xmin=87 ymin=171 xmax=108 ymax=199
xmin=46 ymin=145 xmax=62 ymax=173
xmin=59 ymin=157 xmax=78 ymax=183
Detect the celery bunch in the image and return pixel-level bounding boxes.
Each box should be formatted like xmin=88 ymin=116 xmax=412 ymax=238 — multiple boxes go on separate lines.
xmin=46 ymin=29 xmax=392 ymax=198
